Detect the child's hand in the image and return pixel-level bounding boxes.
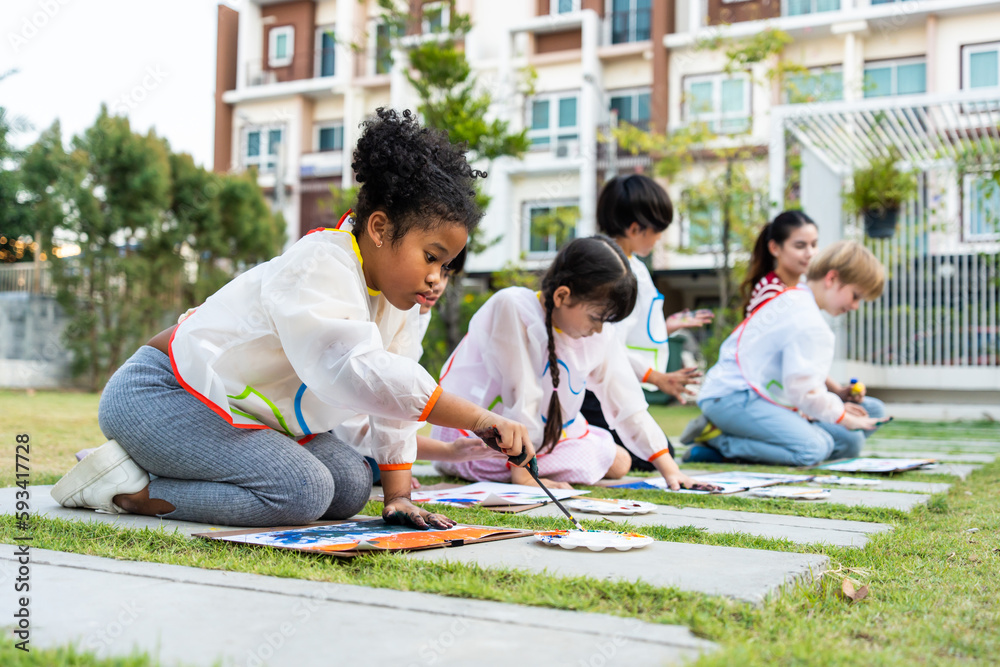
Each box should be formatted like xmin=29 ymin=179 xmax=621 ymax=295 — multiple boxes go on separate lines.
xmin=510 ymin=465 xmax=573 ymax=490
xmin=651 ymin=368 xmax=701 ymax=404
xmin=844 ymin=402 xmax=869 ymax=418
xmin=440 ymin=437 xmax=504 ymax=462
xmin=839 ymin=412 xmax=884 ymax=432
xmin=472 ymin=413 xmax=536 ymax=467
xmin=661 ymin=469 xmax=698 ymax=491
xmin=666 ymin=309 xmax=714 ymax=333
xmin=383 ymin=497 xmax=455 ymax=530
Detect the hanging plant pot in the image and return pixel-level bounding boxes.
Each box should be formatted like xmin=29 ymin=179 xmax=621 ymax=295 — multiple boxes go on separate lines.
xmin=863 ymin=207 xmax=899 ymax=239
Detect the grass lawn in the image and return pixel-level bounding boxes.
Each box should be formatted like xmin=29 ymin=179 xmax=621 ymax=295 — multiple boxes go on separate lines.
xmin=3 ymin=391 xmax=1000 ymax=665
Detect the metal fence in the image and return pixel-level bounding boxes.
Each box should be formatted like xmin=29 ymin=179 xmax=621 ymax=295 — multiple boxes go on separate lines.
xmin=846 ymin=172 xmax=999 ymax=367
xmin=0 ymin=264 xmax=53 ymax=295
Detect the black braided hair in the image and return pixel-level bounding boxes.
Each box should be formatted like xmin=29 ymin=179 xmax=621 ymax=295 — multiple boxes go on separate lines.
xmin=538 ymin=235 xmax=638 ymax=454
xmin=352 ymin=108 xmax=486 ymax=245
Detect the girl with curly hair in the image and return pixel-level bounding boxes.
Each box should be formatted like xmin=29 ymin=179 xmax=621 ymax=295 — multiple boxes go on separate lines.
xmin=52 ymin=108 xmax=535 ymax=529
xmin=432 ymin=236 xmax=697 ymax=490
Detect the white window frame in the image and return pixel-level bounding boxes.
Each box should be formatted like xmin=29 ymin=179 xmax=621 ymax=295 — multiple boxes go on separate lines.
xmin=422 ymin=1 xmax=450 ymax=33
xmin=863 ymin=56 xmax=926 ymax=98
xmin=243 ymin=124 xmax=284 ymax=173
xmin=522 ymin=200 xmax=581 ymax=258
xmin=314 ymin=25 xmax=336 ymax=79
xmin=782 ymin=0 xmax=840 ymax=16
xmin=681 ymin=199 xmax=724 ymax=252
xmin=784 ymin=65 xmax=843 ymax=104
xmin=550 ymin=0 xmax=580 ymax=16
xmin=683 ymin=72 xmax=751 ymax=134
xmin=314 ymin=121 xmax=345 ymax=153
xmin=268 ymin=26 xmax=295 ymax=68
xmin=608 ymin=86 xmax=652 ymax=127
xmin=963 ymin=173 xmax=1000 ymax=242
xmin=527 ymin=91 xmax=580 ymax=155
xmin=962 ymin=41 xmax=1000 ymax=90
xmin=604 ymin=0 xmax=652 ymax=45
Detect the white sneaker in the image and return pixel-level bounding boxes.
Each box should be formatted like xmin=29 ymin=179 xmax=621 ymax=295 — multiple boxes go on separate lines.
xmin=51 ymin=440 xmax=149 ymax=514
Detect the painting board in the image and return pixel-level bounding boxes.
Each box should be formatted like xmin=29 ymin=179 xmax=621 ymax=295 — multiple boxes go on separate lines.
xmin=194 ymin=519 xmax=532 ymax=557
xmin=608 ymin=471 xmax=810 ymax=495
xmin=401 ymin=481 xmax=588 ymax=511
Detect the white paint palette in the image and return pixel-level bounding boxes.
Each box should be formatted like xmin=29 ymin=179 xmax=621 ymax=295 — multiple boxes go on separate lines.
xmin=534 ymin=530 xmax=654 ymax=552
xmin=563 ymin=498 xmax=658 ymax=515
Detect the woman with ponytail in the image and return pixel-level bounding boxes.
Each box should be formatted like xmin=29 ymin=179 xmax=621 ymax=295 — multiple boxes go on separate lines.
xmin=432 ymin=236 xmax=696 ymax=490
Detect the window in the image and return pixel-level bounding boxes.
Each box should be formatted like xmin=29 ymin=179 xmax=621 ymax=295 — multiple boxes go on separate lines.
xmin=422 ymin=1 xmax=449 ymax=33
xmin=964 ymin=174 xmax=1000 ymax=241
xmin=268 ymin=26 xmax=294 ymax=68
xmin=684 ymin=73 xmax=751 ymax=134
xmin=551 ymin=0 xmax=579 ymax=15
xmin=785 ymin=67 xmax=843 ymax=103
xmin=528 ymin=92 xmax=579 ymax=154
xmin=609 ymin=0 xmax=651 ymax=45
xmin=315 ymin=27 xmax=336 ymax=78
xmin=244 ymin=126 xmax=283 ymax=173
xmin=609 ymin=89 xmax=651 ymax=128
xmin=683 ymin=200 xmax=722 ymax=251
xmin=784 ymin=0 xmax=839 ymax=16
xmin=372 ymin=20 xmax=399 ymax=75
xmin=963 ymin=42 xmax=1000 ymax=90
xmin=524 ymin=202 xmax=579 ymax=256
xmin=316 ymin=123 xmax=344 ymax=152
xmin=871 ymin=0 xmax=916 ymax=4
xmin=864 ymin=58 xmax=926 ymax=98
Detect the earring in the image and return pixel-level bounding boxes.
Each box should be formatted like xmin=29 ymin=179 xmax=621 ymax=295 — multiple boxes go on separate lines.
xmin=376 ymin=241 xmax=383 ymax=248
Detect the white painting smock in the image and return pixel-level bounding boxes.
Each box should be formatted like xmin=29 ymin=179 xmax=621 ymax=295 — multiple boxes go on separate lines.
xmin=614 ymin=255 xmax=669 ymax=389
xmin=169 ymin=226 xmax=439 ymax=469
xmin=698 ymin=287 xmax=846 ymax=423
xmin=431 ymin=286 xmax=670 ymax=461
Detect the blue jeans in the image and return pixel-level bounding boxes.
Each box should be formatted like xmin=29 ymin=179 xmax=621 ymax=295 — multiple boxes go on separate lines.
xmin=815 ymin=396 xmax=885 ymax=460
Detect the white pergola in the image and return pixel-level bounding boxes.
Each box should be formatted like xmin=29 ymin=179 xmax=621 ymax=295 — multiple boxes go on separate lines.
xmin=767 ymin=89 xmax=1000 ymax=405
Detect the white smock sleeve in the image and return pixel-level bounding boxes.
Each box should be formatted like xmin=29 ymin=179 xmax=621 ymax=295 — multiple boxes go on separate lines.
xmin=260 ymin=242 xmax=440 ymax=467
xmin=588 ymin=333 xmax=671 ymax=461
xmin=474 ymin=293 xmax=546 ymax=443
xmin=781 ymin=326 xmax=845 ymax=424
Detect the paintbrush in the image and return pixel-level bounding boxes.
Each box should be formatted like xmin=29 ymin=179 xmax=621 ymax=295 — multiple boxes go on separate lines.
xmin=475 ymin=427 xmax=585 ymax=532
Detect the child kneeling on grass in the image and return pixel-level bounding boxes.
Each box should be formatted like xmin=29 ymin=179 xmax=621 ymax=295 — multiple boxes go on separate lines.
xmin=683 ymin=239 xmax=888 ymax=467
xmin=51 ymin=108 xmax=534 ymax=529
xmin=432 ymin=235 xmax=697 ymax=490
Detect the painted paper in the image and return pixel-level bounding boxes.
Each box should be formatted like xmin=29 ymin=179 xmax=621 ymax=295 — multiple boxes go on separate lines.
xmin=406 ymin=481 xmax=588 ymax=508
xmin=816 ymin=458 xmax=936 ymax=473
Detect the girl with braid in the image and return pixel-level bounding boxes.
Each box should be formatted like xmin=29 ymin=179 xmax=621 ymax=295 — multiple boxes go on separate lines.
xmin=432 ymin=236 xmax=697 ymax=490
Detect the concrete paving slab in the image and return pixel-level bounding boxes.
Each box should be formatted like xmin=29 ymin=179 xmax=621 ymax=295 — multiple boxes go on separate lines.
xmin=405 ymin=535 xmax=829 ymax=604
xmin=522 ymin=504 xmax=890 ymax=548
xmin=0 ymin=486 xmax=241 ymax=537
xmin=914 ymin=463 xmax=981 ymax=480
xmin=862 ymin=450 xmax=995 ymax=463
xmin=0 ymin=548 xmax=715 ymax=667
xmin=867 ymin=438 xmax=999 ymax=452
xmin=731 ymin=487 xmax=930 ymax=511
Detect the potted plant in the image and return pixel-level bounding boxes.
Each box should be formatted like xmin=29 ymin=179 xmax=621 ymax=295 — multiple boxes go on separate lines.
xmin=844 ymin=150 xmax=918 ymax=239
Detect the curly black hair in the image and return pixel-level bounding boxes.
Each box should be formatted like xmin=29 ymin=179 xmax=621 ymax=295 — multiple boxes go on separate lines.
xmin=351 ymin=108 xmax=486 ymax=245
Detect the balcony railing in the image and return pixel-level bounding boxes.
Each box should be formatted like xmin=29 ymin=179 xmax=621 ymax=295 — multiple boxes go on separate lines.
xmin=245 ymin=48 xmax=336 ymax=87
xmin=0 ymin=264 xmax=53 ymax=295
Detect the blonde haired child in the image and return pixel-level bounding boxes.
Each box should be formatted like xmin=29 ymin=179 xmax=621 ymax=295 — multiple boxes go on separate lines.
xmin=689 ymin=240 xmax=888 ymax=466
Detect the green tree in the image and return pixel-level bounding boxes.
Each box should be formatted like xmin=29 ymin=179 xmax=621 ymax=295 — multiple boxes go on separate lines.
xmin=21 ymin=107 xmax=285 ymax=390
xmin=0 ymin=104 xmax=36 ymax=263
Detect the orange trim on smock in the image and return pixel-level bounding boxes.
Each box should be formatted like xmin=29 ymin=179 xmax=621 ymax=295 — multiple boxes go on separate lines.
xmin=648 ymin=448 xmax=671 ymax=462
xmin=377 ymin=462 xmax=414 ymax=471
xmin=641 ymin=368 xmax=653 ymax=383
xmin=418 ymin=385 xmax=444 ymax=422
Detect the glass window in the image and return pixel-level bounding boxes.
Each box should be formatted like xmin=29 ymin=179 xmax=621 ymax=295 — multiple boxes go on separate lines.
xmin=527 ymin=93 xmax=579 ymax=152
xmin=318 ymin=29 xmax=336 ymax=78
xmin=970 ymin=51 xmax=999 ymax=88
xmin=558 ymin=97 xmax=577 ymax=128
xmin=268 ymin=26 xmax=295 ymax=68
xmin=527 ymin=204 xmax=579 ymax=256
xmin=689 ymin=81 xmax=713 ymax=115
xmin=965 ymin=174 xmax=1000 ymax=240
xmin=864 ymin=59 xmax=926 ymax=98
xmin=423 ymin=1 xmax=448 ymax=33
xmin=318 ymin=125 xmax=344 ymax=152
xmin=551 ymin=0 xmax=578 ymax=15
xmin=786 ymin=69 xmax=843 ymax=103
xmin=374 ymin=22 xmax=395 ymax=75
xmin=247 ymin=131 xmax=260 ymax=157
xmin=610 ymin=0 xmax=651 ymax=45
xmin=685 ymin=74 xmax=750 ymax=134
xmin=785 ymin=0 xmax=839 ymax=16
xmin=244 ymin=127 xmax=282 ymax=172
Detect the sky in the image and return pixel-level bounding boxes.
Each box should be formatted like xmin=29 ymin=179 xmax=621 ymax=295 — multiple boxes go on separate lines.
xmin=1 ymin=0 xmax=238 ymax=168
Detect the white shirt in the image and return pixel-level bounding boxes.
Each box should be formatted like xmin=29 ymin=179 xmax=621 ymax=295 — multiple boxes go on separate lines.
xmin=614 ymin=255 xmax=669 ymax=389
xmin=436 ymin=287 xmax=670 ymax=461
xmin=169 ymin=226 xmax=439 ymax=469
xmin=698 ymin=286 xmax=846 ymax=423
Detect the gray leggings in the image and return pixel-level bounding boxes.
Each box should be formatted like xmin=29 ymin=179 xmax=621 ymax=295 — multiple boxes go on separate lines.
xmin=98 ymin=346 xmax=372 ymax=526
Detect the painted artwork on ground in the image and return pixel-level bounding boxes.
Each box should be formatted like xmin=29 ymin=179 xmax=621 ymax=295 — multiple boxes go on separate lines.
xmin=199 ymin=520 xmax=528 ymax=554
xmin=406 ymin=482 xmax=588 ymax=508
xmin=610 ymin=471 xmax=812 ymax=495
xmin=816 ymin=458 xmax=936 ymax=474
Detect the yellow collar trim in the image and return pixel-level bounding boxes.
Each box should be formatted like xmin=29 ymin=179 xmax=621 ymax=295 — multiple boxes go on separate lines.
xmin=535 ymin=291 xmax=563 ymax=334
xmin=330 ymin=228 xmax=381 ymax=296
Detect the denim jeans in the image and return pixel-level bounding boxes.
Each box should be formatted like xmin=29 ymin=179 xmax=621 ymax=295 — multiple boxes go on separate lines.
xmin=815 ymin=396 xmax=886 ymax=460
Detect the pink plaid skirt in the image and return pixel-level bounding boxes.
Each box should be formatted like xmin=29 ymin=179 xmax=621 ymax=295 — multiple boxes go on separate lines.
xmin=431 ymin=425 xmax=618 ymax=485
